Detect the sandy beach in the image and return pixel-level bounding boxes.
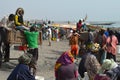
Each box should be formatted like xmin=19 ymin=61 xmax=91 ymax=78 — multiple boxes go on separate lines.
xmin=0 ymin=40 xmax=71 ymax=80
xmin=0 ymin=39 xmax=120 ymax=80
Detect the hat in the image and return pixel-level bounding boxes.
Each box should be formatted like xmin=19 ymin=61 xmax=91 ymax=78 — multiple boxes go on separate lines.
xmin=18 ymin=53 xmax=32 ymax=65
xmin=80 ymin=19 xmax=83 ymax=21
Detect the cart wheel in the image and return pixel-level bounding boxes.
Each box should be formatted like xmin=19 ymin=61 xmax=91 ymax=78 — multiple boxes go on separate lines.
xmin=0 ymin=42 xmax=6 ymax=56
xmin=0 ymin=53 xmax=2 ymax=67
xmin=0 ymin=42 xmax=6 ymax=64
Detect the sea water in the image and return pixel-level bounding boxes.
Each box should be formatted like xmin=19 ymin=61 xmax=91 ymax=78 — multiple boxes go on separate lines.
xmin=104 ymin=22 xmax=120 ymax=28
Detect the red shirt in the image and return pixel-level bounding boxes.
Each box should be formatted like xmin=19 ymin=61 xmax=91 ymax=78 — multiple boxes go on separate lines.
xmin=77 ymin=22 xmax=82 ymax=30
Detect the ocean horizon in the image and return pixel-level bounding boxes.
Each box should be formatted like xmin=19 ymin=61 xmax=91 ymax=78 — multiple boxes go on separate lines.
xmin=53 ymin=20 xmax=120 ymax=28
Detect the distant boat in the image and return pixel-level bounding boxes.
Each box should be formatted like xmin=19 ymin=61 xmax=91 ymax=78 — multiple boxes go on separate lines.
xmin=48 ymin=23 xmax=107 ymax=31
xmin=90 ymin=22 xmax=115 ymax=25
xmin=86 ymin=24 xmax=103 ymax=31
xmin=48 ymin=23 xmax=76 ymax=29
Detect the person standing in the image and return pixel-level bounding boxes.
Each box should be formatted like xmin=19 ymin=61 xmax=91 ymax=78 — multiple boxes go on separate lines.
xmin=24 ymin=27 xmax=39 ymax=76
xmin=105 ymin=30 xmax=118 ymax=61
xmin=47 ymin=26 xmax=52 ymax=46
xmin=69 ymin=30 xmax=80 ymax=59
xmin=0 ymin=14 xmax=15 ymax=62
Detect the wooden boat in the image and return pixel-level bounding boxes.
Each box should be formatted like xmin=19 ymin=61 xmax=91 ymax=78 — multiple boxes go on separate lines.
xmin=48 ymin=23 xmax=76 ymax=29
xmin=86 ymin=24 xmax=102 ymax=31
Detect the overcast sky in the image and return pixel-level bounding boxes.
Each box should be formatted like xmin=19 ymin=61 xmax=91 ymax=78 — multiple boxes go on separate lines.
xmin=0 ymin=0 xmax=120 ymax=22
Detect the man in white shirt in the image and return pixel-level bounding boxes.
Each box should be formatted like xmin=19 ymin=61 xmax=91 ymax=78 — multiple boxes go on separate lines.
xmin=48 ymin=26 xmax=52 ymax=46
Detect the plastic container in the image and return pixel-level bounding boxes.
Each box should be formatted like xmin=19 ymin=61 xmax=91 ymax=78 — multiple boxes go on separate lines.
xmin=84 ymin=72 xmax=89 ymax=80
xmin=35 ymin=76 xmax=44 ymax=80
xmin=14 ymin=45 xmax=27 ymax=51
xmin=116 ymin=45 xmax=120 ymax=54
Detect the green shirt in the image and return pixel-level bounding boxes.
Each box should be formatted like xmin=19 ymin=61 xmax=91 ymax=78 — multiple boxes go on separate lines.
xmin=24 ymin=31 xmax=39 ymax=48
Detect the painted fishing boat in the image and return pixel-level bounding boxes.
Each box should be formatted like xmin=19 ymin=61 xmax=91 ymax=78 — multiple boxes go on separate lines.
xmin=48 ymin=23 xmax=76 ymax=29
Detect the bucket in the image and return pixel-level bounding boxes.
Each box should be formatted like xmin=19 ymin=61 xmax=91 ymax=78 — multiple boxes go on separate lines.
xmin=35 ymin=76 xmax=44 ymax=80
xmin=116 ymin=45 xmax=120 ymax=54
xmin=14 ymin=45 xmax=27 ymax=51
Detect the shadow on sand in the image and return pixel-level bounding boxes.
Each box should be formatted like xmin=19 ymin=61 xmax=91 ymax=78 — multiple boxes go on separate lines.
xmin=0 ymin=61 xmax=17 ymax=72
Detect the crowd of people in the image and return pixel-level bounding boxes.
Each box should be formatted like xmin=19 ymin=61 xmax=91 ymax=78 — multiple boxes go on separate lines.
xmin=55 ymin=28 xmax=120 ymax=80
xmin=0 ymin=7 xmax=120 ymax=80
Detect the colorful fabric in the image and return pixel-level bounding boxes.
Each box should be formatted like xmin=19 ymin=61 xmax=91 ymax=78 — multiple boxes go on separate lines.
xmin=71 ymin=44 xmax=79 ymax=55
xmin=55 ymin=51 xmax=74 ymax=77
xmin=69 ymin=34 xmax=79 ymax=45
xmin=24 ymin=31 xmax=39 ymax=48
xmin=15 ymin=15 xmax=24 ymax=26
xmin=15 ymin=8 xmax=24 ymax=26
xmin=104 ymin=31 xmax=109 ymax=37
xmin=56 ymin=63 xmax=78 ymax=80
xmin=85 ymin=53 xmax=100 ymax=79
xmin=106 ymin=35 xmax=118 ymax=55
xmin=77 ymin=22 xmax=82 ymax=30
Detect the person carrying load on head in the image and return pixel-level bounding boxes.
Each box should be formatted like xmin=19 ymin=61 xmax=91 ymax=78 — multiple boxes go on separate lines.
xmin=14 ymin=7 xmax=29 ymax=30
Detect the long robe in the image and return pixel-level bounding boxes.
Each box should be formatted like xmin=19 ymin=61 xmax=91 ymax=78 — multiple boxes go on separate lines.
xmin=7 ymin=64 xmax=35 ymax=80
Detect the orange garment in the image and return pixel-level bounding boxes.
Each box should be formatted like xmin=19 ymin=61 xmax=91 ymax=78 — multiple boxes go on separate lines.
xmin=71 ymin=44 xmax=79 ymax=55
xmin=69 ymin=34 xmax=79 ymax=45
xmin=106 ymin=35 xmax=118 ymax=55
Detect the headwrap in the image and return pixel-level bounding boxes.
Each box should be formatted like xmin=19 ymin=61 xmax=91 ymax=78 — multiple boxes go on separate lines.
xmin=54 ymin=50 xmax=74 ymax=77
xmin=99 ymin=59 xmax=118 ymax=74
xmin=18 ymin=53 xmax=32 ymax=65
xmin=85 ymin=53 xmax=100 ymax=79
xmin=16 ymin=7 xmax=24 ymax=15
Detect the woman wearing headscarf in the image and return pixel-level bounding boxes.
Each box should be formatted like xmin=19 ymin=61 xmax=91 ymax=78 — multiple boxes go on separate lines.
xmin=78 ymin=42 xmax=100 ymax=80
xmin=14 ymin=7 xmax=29 ymax=30
xmin=94 ymin=59 xmax=118 ymax=80
xmin=54 ymin=50 xmax=79 ymax=80
xmin=84 ymin=51 xmax=101 ymax=80
xmin=7 ymin=53 xmax=35 ymax=80
xmin=106 ymin=62 xmax=120 ymax=80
